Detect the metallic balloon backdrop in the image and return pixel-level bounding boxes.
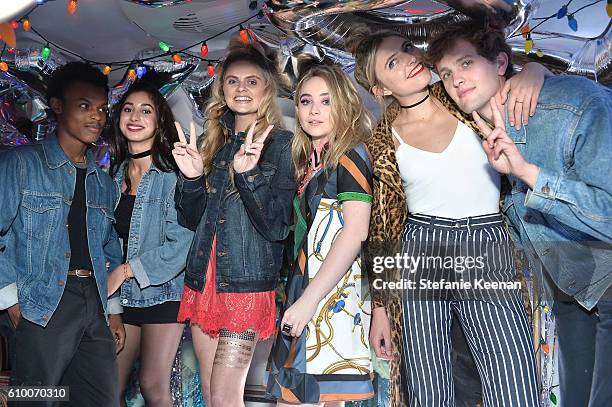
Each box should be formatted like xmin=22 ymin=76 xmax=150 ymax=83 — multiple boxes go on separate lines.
xmin=261 ymin=0 xmax=610 ymax=82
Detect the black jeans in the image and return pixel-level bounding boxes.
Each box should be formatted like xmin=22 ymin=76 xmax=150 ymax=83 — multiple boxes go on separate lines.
xmin=10 ymin=276 xmax=118 ymax=407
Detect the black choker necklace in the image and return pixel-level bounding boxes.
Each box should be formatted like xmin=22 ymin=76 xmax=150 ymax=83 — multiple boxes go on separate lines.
xmin=128 ymin=149 xmax=152 ymax=159
xmin=400 ymin=92 xmax=430 ymax=109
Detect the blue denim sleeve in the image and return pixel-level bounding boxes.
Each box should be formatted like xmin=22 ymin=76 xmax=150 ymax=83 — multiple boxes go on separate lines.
xmin=235 ymin=133 xmax=296 ymax=242
xmin=105 ymin=186 xmax=123 ymax=315
xmin=0 ymin=151 xmax=21 ymax=309
xmin=103 ymin=189 xmax=123 ymax=274
xmin=525 ymin=95 xmax=612 ymax=242
xmin=129 ymin=185 xmax=195 ymax=288
xmin=174 ymin=173 xmax=207 ymax=231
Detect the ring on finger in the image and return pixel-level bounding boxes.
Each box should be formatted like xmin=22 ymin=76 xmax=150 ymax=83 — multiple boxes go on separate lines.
xmin=282 ymin=323 xmax=293 ymax=335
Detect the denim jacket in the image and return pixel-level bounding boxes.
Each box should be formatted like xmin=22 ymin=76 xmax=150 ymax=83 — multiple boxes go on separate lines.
xmin=503 ymin=75 xmax=612 ymax=310
xmin=0 ymin=134 xmax=122 ymax=326
xmin=175 ymin=111 xmax=295 ymax=293
xmin=113 ymin=162 xmax=194 ymax=309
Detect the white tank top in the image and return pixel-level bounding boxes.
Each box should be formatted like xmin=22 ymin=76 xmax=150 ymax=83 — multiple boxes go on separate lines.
xmin=392 ymin=121 xmax=500 ymax=219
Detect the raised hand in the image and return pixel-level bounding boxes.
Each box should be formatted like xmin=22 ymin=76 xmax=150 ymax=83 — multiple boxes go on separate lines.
xmin=501 ymin=62 xmax=548 ymax=130
xmin=233 ymin=121 xmax=274 ymax=174
xmin=172 ymin=121 xmax=204 ymax=179
xmin=473 ymin=98 xmax=539 ymax=188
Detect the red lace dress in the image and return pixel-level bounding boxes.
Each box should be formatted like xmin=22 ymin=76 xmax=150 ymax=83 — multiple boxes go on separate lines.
xmin=177 ymin=236 xmax=276 ymax=340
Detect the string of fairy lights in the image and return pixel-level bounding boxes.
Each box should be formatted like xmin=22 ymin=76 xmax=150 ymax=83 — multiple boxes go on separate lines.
xmin=0 ymin=0 xmax=266 ymax=78
xmin=512 ymin=0 xmax=611 ymax=56
xmin=1 ymin=0 xmax=610 ymax=75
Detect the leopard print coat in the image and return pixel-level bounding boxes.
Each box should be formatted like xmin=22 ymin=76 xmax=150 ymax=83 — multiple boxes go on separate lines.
xmin=366 ymin=82 xmax=483 ymax=407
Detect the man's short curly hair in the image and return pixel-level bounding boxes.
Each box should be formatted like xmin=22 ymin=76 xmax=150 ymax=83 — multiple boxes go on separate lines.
xmin=427 ymin=20 xmax=514 ymax=79
xmin=46 ymin=61 xmax=109 ymax=104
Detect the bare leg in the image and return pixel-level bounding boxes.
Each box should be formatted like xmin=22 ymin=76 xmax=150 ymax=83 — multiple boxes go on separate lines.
xmin=117 ymin=323 xmax=141 ymax=407
xmin=277 ymin=401 xmax=345 ymax=407
xmin=191 ymin=324 xmax=219 ymax=406
xmin=209 ymin=329 xmax=259 ymax=407
xmin=138 ymin=322 xmax=185 ymax=407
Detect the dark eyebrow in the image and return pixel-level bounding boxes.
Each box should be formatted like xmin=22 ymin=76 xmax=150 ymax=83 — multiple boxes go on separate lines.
xmin=456 ymin=55 xmax=474 ymax=63
xmin=123 ymin=102 xmax=153 ymax=107
xmin=226 ymin=74 xmax=262 ymax=80
xmin=385 ymin=51 xmax=398 ymax=68
xmin=77 ymin=97 xmax=108 ymax=107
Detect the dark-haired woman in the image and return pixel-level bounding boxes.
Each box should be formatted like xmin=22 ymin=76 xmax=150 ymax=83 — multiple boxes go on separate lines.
xmin=107 ymin=82 xmax=194 ymax=407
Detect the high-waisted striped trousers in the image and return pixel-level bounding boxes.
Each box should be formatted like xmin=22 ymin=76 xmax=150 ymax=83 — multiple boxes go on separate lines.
xmin=400 ymin=213 xmax=539 ymax=407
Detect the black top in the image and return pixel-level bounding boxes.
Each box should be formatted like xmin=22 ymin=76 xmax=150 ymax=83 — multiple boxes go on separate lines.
xmin=67 ymin=166 xmax=94 ymax=271
xmin=114 ymin=193 xmax=135 ymax=263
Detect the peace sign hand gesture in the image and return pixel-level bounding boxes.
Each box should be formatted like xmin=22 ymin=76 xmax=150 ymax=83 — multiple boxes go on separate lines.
xmin=233 ymin=121 xmax=274 ymax=174
xmin=172 ymin=121 xmax=204 ymax=179
xmin=473 ymin=97 xmax=538 ymax=187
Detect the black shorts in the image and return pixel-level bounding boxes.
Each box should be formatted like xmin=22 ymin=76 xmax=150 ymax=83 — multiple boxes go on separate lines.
xmin=121 ymin=301 xmax=181 ymax=326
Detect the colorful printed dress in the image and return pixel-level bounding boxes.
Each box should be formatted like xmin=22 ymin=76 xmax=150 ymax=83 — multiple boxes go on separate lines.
xmin=267 ymin=143 xmax=375 ymax=403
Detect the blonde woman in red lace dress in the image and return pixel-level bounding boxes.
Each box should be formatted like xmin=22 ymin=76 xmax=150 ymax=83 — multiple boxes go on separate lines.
xmin=171 ymin=37 xmax=295 ymax=407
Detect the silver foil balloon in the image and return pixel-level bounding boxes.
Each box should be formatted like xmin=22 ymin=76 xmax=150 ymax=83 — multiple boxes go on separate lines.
xmin=25 ymin=96 xmax=48 ymax=122
xmin=264 ymin=0 xmax=610 ymax=82
xmin=181 ymin=60 xmax=216 ymax=118
xmin=121 ymin=0 xmax=193 ymax=7
xmin=0 ymin=69 xmax=52 ymax=138
xmin=265 ymin=0 xmax=537 ymax=52
xmin=567 ymin=22 xmax=611 ymax=82
xmin=156 ymin=63 xmax=198 ymax=98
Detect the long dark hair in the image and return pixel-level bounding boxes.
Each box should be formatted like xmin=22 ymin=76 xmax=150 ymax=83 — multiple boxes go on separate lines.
xmin=109 ymin=82 xmax=179 ymax=193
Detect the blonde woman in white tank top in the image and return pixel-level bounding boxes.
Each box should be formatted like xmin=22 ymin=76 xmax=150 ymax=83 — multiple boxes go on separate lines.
xmin=348 ymin=29 xmax=548 ymax=406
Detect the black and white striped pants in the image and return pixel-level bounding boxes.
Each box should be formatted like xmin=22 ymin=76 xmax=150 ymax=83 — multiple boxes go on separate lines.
xmin=400 ymin=213 xmax=539 ymax=407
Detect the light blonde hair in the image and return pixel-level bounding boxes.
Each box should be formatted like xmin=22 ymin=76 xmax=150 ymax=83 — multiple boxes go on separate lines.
xmin=292 ymin=59 xmax=373 ymax=180
xmin=345 ymin=25 xmax=403 ymax=96
xmin=346 ymin=25 xmax=428 ymax=122
xmin=199 ymin=37 xmax=283 ymax=184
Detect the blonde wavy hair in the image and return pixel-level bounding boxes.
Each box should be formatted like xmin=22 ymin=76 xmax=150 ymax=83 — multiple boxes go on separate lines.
xmin=345 ymin=25 xmax=402 ymax=96
xmin=346 ymin=25 xmax=428 ymax=122
xmin=199 ymin=37 xmax=284 ymax=183
xmin=292 ymin=58 xmax=373 ymax=180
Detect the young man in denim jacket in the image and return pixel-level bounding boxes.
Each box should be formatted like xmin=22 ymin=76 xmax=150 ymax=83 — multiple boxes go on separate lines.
xmin=430 ymin=22 xmax=612 ymax=407
xmin=0 ymin=62 xmax=124 ymax=406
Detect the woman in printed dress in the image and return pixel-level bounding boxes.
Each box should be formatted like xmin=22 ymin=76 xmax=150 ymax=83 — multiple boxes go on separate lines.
xmin=267 ymin=58 xmax=375 ymax=406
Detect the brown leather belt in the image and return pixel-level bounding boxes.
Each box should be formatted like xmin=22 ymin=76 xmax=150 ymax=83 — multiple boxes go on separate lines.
xmin=67 ymin=269 xmax=93 ymax=278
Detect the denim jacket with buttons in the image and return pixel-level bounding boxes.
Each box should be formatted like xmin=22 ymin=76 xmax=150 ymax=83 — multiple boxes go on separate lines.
xmin=0 ymin=134 xmax=123 ymax=326
xmin=503 ymin=75 xmax=612 ymax=310
xmin=175 ymin=111 xmax=295 ymax=293
xmin=113 ymin=162 xmax=194 ymax=309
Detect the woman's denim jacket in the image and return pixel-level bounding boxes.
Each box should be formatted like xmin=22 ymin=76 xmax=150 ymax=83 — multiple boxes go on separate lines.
xmin=175 ymin=111 xmax=295 ymax=293
xmin=113 ymin=162 xmax=194 ymax=308
xmin=0 ymin=135 xmax=122 ymax=326
xmin=502 ymin=75 xmax=612 ymax=311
